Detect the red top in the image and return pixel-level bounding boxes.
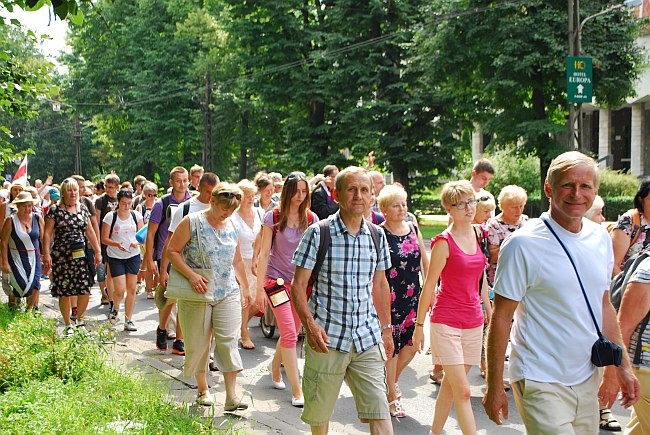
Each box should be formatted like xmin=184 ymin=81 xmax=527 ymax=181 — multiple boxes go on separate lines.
xmin=430 ymin=230 xmax=486 ymax=329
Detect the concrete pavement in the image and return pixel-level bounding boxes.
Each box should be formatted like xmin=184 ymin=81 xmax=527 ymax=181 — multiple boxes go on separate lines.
xmin=35 ymin=280 xmax=631 ymax=434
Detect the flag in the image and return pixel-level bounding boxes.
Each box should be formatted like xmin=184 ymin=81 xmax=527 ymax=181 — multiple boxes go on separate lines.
xmin=13 ymin=156 xmax=27 ymax=186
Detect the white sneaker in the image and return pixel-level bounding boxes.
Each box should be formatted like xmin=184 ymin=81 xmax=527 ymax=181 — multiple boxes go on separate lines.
xmin=124 ymin=319 xmax=137 ymax=331
xmin=64 ymin=325 xmax=75 ymax=337
xmin=196 ymin=390 xmax=214 ymax=406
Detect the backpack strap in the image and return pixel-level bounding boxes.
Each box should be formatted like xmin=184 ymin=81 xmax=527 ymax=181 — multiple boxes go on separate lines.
xmin=109 ymin=211 xmax=138 ymax=239
xmin=160 ymin=194 xmax=172 ymax=224
xmin=109 ymin=212 xmax=118 ymax=239
xmin=311 ymin=218 xmax=331 ymax=284
xmin=182 ymin=200 xmax=191 ymax=218
xmin=366 ymin=221 xmax=381 ymax=258
xmin=630 ymin=208 xmax=641 ymax=247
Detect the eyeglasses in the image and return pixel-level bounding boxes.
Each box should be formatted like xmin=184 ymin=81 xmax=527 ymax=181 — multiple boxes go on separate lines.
xmin=286 ymin=172 xmax=306 ymax=181
xmin=218 ymin=191 xmax=242 ymax=200
xmin=450 ymin=199 xmax=477 ymax=210
xmin=477 ymin=196 xmax=490 ymax=202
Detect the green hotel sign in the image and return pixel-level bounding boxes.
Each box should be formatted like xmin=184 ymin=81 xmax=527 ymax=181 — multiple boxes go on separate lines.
xmin=567 ymin=56 xmax=593 ymax=103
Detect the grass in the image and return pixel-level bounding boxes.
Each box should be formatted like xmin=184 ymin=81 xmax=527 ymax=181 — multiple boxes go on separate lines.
xmin=418 ymin=218 xmax=448 ymax=243
xmin=0 ymin=306 xmax=219 ymax=434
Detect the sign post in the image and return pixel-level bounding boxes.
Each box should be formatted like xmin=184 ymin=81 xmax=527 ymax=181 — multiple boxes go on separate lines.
xmin=567 ymin=56 xmax=593 ymax=103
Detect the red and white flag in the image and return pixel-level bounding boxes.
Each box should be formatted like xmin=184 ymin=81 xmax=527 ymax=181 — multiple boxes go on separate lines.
xmin=12 ymin=156 xmax=27 ymax=186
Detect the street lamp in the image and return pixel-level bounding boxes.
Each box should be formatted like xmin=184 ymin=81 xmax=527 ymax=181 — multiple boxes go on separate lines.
xmin=568 ymin=0 xmax=642 ymax=150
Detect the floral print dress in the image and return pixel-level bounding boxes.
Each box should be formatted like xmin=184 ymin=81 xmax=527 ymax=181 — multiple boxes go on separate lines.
xmin=613 ymin=210 xmax=650 ymax=267
xmin=485 ymin=214 xmax=528 ymax=285
xmin=47 ymin=204 xmax=92 ymax=297
xmin=383 ymin=225 xmax=422 ymax=355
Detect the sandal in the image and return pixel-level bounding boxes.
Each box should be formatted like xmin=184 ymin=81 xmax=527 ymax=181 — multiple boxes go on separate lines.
xmin=389 ymin=400 xmax=406 ymax=418
xmin=394 ymin=383 xmax=402 ymax=400
xmin=241 ymin=337 xmax=255 ymax=350
xmin=599 ymin=408 xmax=621 ymax=432
xmin=430 ymin=370 xmax=444 ymax=385
xmin=224 ymin=398 xmax=249 ymax=412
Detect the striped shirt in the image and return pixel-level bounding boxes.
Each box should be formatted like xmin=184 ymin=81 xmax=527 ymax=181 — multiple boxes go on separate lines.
xmin=292 ymin=211 xmax=391 ymax=353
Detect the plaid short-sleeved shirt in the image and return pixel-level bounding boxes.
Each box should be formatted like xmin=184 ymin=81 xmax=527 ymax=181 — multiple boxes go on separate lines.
xmin=292 ymin=211 xmax=391 ymax=353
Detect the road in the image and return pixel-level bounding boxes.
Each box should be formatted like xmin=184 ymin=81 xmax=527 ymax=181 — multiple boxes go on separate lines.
xmin=36 ymin=281 xmax=631 ymax=434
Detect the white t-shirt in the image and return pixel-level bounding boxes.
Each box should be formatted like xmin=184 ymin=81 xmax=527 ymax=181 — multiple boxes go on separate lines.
xmin=103 ymin=210 xmax=143 ymax=259
xmin=231 ymin=209 xmax=262 ymax=259
xmin=168 ymin=197 xmax=210 ymax=234
xmin=493 ymin=212 xmax=613 ymax=386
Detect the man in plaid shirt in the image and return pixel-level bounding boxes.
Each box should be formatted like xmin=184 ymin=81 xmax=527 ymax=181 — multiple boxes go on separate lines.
xmin=292 ymin=166 xmax=394 ymax=435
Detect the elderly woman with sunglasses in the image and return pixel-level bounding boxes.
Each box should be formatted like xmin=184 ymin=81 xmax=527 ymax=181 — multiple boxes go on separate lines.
xmin=256 ymin=171 xmax=318 ymax=407
xmin=167 ymin=182 xmax=252 ymax=409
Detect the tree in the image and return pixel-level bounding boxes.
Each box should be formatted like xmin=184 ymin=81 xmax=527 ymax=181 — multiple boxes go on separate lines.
xmin=420 ymin=0 xmax=643 ymax=204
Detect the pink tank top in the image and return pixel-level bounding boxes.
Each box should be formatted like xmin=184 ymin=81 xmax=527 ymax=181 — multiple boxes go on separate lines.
xmin=430 ymin=230 xmax=486 ymax=329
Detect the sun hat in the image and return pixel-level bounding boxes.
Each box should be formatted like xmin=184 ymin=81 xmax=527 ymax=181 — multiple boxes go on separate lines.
xmin=10 ymin=191 xmax=37 ymax=206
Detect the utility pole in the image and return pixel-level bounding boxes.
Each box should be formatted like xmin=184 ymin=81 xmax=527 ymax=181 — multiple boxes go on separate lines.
xmin=202 ymin=72 xmax=213 ymax=172
xmin=74 ymin=114 xmax=82 ymax=175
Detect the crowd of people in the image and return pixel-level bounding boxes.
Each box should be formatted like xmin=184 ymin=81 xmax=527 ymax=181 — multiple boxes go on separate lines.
xmin=0 ymin=151 xmax=647 ymax=435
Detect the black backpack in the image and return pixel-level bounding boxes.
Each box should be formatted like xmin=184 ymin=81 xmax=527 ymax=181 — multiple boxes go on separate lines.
xmin=153 ymin=195 xmax=190 ymax=252
xmin=609 ymin=249 xmax=650 ymax=365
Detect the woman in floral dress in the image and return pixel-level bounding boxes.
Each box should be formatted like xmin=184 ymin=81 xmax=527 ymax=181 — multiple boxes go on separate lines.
xmin=42 ymin=178 xmax=102 ymax=336
xmin=611 ymin=179 xmax=650 ymax=275
xmin=378 ymin=185 xmax=429 ymax=418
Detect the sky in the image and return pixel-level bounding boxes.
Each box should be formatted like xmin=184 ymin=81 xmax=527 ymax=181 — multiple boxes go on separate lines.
xmin=5 ymin=6 xmax=70 ymax=64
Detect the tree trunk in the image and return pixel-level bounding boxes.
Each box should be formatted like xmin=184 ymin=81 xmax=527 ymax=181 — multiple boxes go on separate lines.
xmin=532 ymin=65 xmax=550 ymax=212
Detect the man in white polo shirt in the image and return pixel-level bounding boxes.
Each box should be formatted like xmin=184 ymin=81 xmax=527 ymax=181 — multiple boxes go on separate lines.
xmin=483 ymin=151 xmax=639 ymax=433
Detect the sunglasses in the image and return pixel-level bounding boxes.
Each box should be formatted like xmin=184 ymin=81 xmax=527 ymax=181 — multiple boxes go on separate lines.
xmin=146 ymin=193 xmax=156 ymax=198
xmin=286 ymin=172 xmax=306 ymax=181
xmin=218 ymin=191 xmax=242 ymax=200
xmin=477 ymin=196 xmax=490 ymax=202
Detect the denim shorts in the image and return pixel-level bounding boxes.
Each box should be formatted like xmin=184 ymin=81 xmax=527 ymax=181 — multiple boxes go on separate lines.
xmin=107 ymin=255 xmax=141 ymax=277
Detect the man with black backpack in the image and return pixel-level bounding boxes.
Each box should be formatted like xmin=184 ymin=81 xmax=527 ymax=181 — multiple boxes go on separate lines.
xmin=144 ymin=166 xmax=190 ymax=352
xmin=95 ymin=173 xmax=120 ymax=310
xmin=291 ymin=166 xmax=394 ymax=434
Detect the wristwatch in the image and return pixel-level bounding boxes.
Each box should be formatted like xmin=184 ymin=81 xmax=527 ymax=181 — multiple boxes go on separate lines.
xmin=381 ymin=324 xmax=392 ymax=331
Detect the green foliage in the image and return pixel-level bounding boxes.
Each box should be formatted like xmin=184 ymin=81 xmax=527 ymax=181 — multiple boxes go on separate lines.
xmin=0 ymin=308 xmax=103 ymax=390
xmin=604 ymin=196 xmax=635 ymax=221
xmin=476 ymin=149 xmax=541 ymax=199
xmin=597 ymin=169 xmax=639 ymax=198
xmin=0 ymin=306 xmax=213 ymax=433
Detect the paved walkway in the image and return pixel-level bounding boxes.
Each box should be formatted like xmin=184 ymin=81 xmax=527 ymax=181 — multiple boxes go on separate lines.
xmin=34 ymin=280 xmax=630 ymax=434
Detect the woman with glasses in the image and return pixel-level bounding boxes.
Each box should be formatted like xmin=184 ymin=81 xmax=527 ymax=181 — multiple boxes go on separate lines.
xmin=101 ymin=189 xmax=144 ymax=330
xmin=413 ymin=180 xmax=491 ymax=435
xmin=138 ymin=182 xmax=158 ymax=299
xmin=255 ymin=171 xmax=317 ymax=407
xmin=167 ymin=183 xmax=252 ymax=409
xmin=485 ymin=185 xmax=528 ymax=285
xmin=43 ymin=178 xmax=102 ymax=336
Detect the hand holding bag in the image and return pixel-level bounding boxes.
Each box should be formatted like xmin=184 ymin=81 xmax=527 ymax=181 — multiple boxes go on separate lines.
xmin=541 ymin=217 xmax=622 ymax=367
xmin=165 ymin=215 xmax=215 ymax=302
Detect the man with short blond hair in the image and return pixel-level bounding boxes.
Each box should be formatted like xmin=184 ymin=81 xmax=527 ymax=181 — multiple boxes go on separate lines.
xmin=484 ymin=151 xmax=640 ymax=433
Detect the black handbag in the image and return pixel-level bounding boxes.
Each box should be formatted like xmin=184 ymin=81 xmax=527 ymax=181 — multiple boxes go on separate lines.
xmin=542 ymin=217 xmax=622 ymax=367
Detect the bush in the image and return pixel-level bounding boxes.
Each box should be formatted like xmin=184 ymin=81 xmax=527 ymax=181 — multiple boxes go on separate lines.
xmin=604 ymin=196 xmax=635 ymax=221
xmin=598 ymin=169 xmax=639 ymax=197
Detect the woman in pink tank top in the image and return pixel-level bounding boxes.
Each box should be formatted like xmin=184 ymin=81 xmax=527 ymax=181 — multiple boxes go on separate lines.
xmin=413 ymin=180 xmax=492 ymax=435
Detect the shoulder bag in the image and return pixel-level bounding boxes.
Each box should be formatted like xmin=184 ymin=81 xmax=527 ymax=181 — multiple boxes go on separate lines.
xmin=165 ymin=214 xmax=215 ymax=302
xmin=541 ymin=217 xmax=622 ymax=367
